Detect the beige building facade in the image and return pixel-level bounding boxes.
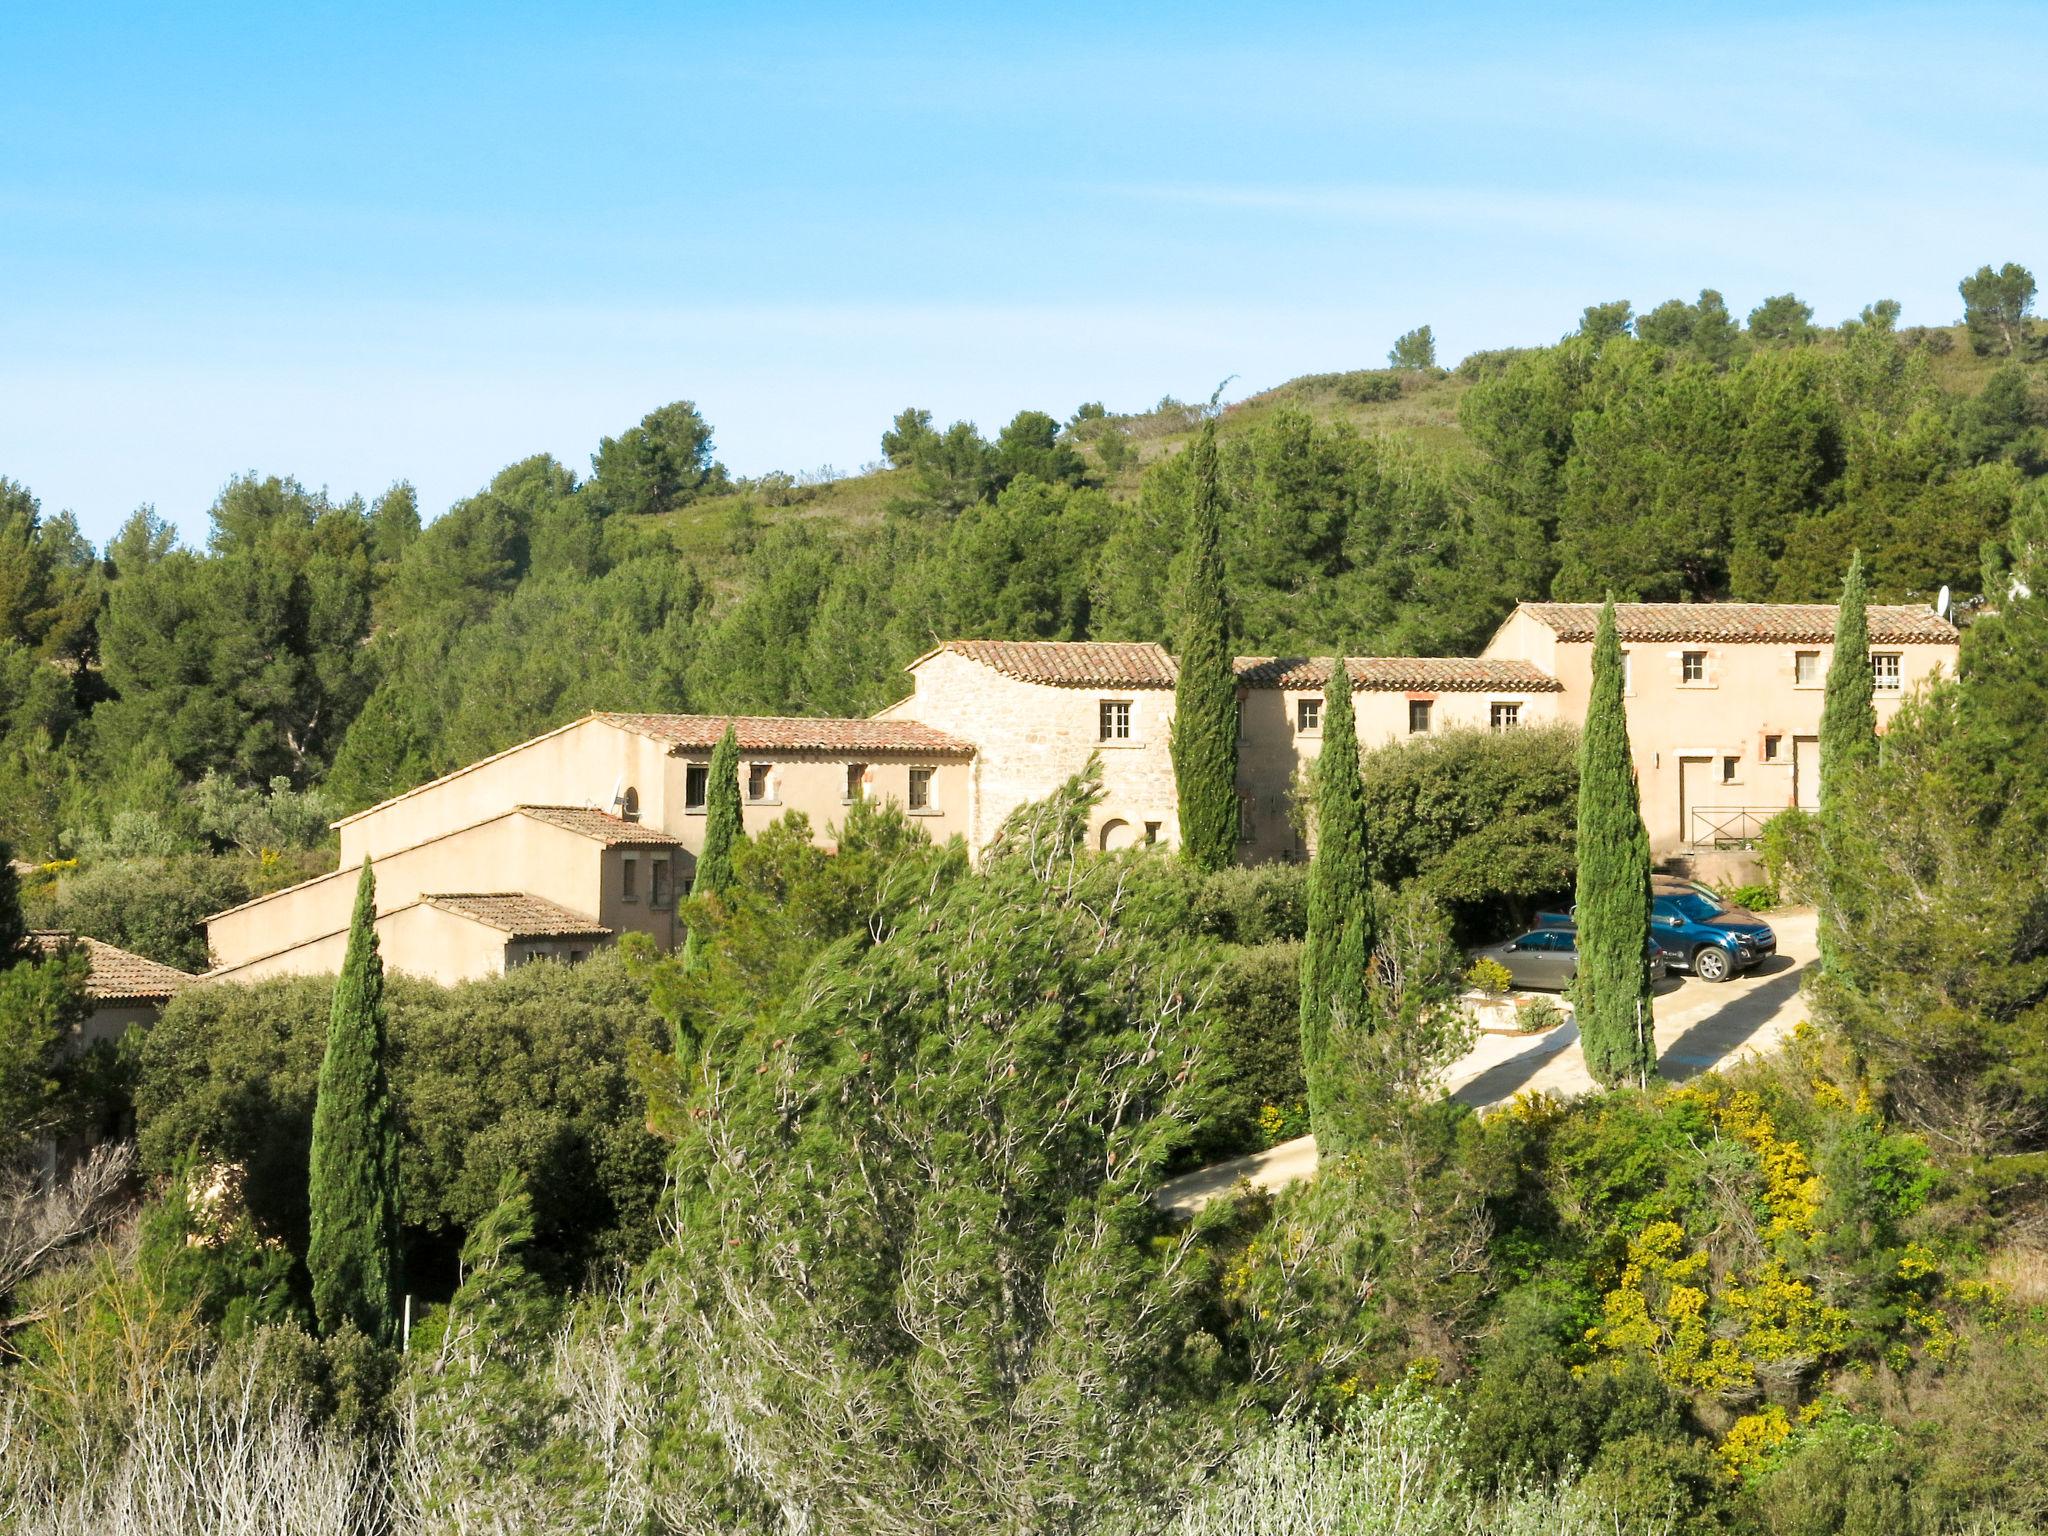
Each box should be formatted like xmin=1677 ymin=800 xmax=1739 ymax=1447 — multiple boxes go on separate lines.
xmin=1481 ymin=603 xmax=1958 ymax=855
xmin=203 ymin=601 xmax=1958 ymax=985
xmin=210 ymin=713 xmax=975 ymax=985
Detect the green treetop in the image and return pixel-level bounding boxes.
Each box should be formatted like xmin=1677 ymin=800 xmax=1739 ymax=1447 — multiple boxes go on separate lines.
xmin=1300 ymin=657 xmax=1373 ymax=1143
xmin=1168 ymin=418 xmax=1240 ymax=872
xmin=1573 ymin=599 xmax=1655 ymax=1088
xmin=306 ymin=858 xmax=402 ymax=1342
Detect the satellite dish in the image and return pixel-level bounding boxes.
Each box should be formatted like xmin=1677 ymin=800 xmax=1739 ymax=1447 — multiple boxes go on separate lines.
xmin=1936 ymin=585 xmax=1952 ymax=620
xmin=607 ymin=774 xmax=623 ymax=811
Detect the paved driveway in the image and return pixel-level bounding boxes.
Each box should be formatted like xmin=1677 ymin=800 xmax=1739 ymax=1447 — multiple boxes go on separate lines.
xmin=1155 ymin=908 xmax=1818 ymax=1216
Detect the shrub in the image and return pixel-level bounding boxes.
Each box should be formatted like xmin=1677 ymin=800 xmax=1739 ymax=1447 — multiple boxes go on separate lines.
xmin=1335 ymin=370 xmax=1404 ymax=404
xmin=1181 ymin=941 xmax=1306 ymax=1166
xmin=1758 ymin=807 xmax=1820 ymax=904
xmin=1721 ymin=882 xmax=1779 ymax=912
xmin=1193 ymin=862 xmax=1309 ymax=944
xmin=31 ymin=855 xmax=256 ymax=971
xmin=1466 ymin=957 xmax=1513 ymax=997
xmin=1516 ymin=996 xmax=1567 ymax=1033
xmin=1357 ymin=726 xmax=1579 ymax=939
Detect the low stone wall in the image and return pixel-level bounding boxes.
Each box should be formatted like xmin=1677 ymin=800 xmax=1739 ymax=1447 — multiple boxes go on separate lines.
xmin=1467 ymin=990 xmax=1576 ymax=1035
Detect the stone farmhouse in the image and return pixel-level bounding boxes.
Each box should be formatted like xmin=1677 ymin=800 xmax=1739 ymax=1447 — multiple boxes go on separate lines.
xmin=205 ymin=600 xmax=1958 ymax=986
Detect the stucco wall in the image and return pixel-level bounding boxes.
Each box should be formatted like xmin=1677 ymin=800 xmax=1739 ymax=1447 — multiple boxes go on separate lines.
xmin=1236 ymin=685 xmax=1561 ymax=861
xmin=658 ymin=751 xmax=970 ymax=854
xmin=211 ymin=812 xmax=611 ymax=971
xmin=74 ymin=1001 xmax=159 ymax=1053
xmin=889 ymin=652 xmax=1180 ymax=853
xmin=337 ymin=719 xmax=669 ymax=864
xmin=1485 ymin=627 xmax=1954 ymax=854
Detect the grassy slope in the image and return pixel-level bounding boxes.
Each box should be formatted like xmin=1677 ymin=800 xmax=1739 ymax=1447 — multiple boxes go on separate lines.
xmin=648 ymin=325 xmax=2030 ymax=571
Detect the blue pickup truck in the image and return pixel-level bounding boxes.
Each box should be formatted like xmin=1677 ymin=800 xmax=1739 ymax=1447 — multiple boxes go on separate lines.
xmin=1538 ymin=881 xmax=1776 ymax=983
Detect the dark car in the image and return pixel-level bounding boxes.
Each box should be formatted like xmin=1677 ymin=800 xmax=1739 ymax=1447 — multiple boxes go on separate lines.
xmin=1538 ymin=883 xmax=1777 ymax=984
xmin=1473 ymin=925 xmax=1670 ymax=993
xmin=1649 ymin=888 xmax=1776 ymax=982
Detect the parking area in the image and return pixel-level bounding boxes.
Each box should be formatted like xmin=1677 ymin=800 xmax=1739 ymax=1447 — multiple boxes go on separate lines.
xmin=1155 ymin=907 xmax=1819 ymax=1216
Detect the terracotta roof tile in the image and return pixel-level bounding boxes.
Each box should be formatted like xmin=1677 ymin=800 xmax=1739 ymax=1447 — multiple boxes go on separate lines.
xmin=29 ymin=932 xmax=197 ymax=1001
xmin=594 ymin=713 xmax=974 ymax=756
xmin=420 ymin=894 xmax=612 ymax=939
xmin=1234 ymin=656 xmax=1563 ymax=692
xmin=928 ymin=640 xmax=1179 ymax=688
xmin=1519 ymin=602 xmax=1958 ymax=645
xmin=517 ymin=806 xmax=684 ymax=844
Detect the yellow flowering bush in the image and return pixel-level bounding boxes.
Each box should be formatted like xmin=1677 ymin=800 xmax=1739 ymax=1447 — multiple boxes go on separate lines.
xmin=1719 ymin=1405 xmax=1792 ymax=1478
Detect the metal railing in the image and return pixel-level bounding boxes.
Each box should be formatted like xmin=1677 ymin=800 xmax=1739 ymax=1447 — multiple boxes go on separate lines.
xmin=1688 ymin=806 xmax=1782 ymax=848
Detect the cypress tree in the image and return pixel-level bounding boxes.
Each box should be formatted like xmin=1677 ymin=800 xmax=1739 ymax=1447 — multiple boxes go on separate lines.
xmin=1168 ymin=419 xmax=1240 ymax=870
xmin=681 ymin=725 xmax=744 ymax=970
xmin=307 ymin=859 xmax=401 ymax=1341
xmin=1817 ymin=552 xmax=1877 ymax=970
xmin=1574 ymin=598 xmax=1656 ymax=1088
xmin=692 ymin=725 xmax=745 ymax=900
xmin=1299 ymin=656 xmax=1373 ymax=1142
xmin=1819 ymin=551 xmax=1877 ymax=816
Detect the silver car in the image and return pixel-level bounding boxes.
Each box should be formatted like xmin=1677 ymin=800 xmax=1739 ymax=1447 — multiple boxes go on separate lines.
xmin=1474 ymin=926 xmax=1670 ymax=993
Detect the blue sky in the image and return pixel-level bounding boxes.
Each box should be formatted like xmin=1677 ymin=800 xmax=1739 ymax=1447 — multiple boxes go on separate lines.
xmin=6 ymin=2 xmax=2046 ymax=545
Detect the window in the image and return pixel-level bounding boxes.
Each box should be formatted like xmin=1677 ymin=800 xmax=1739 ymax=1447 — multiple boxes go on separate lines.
xmin=1408 ymin=698 xmax=1433 ymax=734
xmin=908 ymin=766 xmax=936 ymax=811
xmin=622 ymin=857 xmax=639 ymax=901
xmin=1794 ymin=650 xmax=1822 ymax=686
xmin=1099 ymin=699 xmax=1132 ymax=742
xmin=619 ymin=785 xmax=640 ymax=822
xmin=567 ymin=948 xmax=586 ymax=965
xmin=650 ymin=858 xmax=672 ymax=909
xmin=1622 ymin=651 xmax=1632 ymax=693
xmin=1722 ymin=755 xmax=1739 ymax=783
xmin=1490 ymin=701 xmax=1521 ymax=731
xmin=1681 ymin=650 xmax=1708 ymax=684
xmin=747 ymin=762 xmax=772 ymax=802
xmin=1144 ymin=821 xmax=1162 ymax=845
xmin=1871 ymin=651 xmax=1901 ymax=693
xmin=1763 ymin=734 xmax=1783 ymax=762
xmin=845 ymin=762 xmax=867 ymax=803
xmin=1296 ymin=697 xmax=1321 ymax=733
xmin=684 ymin=763 xmax=708 ymax=810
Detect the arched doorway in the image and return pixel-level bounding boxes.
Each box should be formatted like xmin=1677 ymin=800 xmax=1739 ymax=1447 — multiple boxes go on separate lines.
xmin=1098 ymin=818 xmax=1137 ymax=851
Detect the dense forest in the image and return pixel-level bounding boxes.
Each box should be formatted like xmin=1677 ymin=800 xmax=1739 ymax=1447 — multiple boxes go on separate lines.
xmin=6 ymin=272 xmax=2048 ymax=1534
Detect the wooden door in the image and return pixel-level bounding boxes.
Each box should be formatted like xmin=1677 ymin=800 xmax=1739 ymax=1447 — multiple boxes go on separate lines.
xmin=1793 ymin=736 xmax=1820 ymax=811
xmin=1678 ymin=755 xmax=1715 ymax=847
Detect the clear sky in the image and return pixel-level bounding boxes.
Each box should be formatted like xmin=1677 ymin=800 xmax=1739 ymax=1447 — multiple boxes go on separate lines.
xmin=6 ymin=2 xmax=2046 ymax=545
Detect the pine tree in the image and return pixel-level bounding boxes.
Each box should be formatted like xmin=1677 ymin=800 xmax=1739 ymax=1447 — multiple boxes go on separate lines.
xmin=1817 ymin=553 xmax=1876 ymax=970
xmin=1299 ymin=657 xmax=1373 ymax=1142
xmin=1168 ymin=419 xmax=1239 ymax=870
xmin=1574 ymin=599 xmax=1655 ymax=1088
xmin=307 ymin=858 xmax=401 ymax=1341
